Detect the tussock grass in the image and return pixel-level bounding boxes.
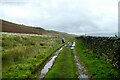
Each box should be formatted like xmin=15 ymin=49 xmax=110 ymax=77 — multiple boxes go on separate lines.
xmin=2 ymin=34 xmax=63 ymax=78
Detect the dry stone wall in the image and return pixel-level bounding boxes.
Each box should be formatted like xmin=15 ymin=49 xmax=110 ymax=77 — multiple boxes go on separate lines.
xmin=76 ymin=36 xmax=120 ymax=70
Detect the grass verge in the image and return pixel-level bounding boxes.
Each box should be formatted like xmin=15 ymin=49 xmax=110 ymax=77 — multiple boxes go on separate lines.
xmin=75 ymin=39 xmax=120 ymax=78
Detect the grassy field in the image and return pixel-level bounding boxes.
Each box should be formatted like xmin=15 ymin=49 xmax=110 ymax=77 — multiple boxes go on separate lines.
xmin=45 ymin=43 xmax=76 ymax=78
xmin=2 ymin=34 xmax=64 ymax=78
xmin=75 ymin=39 xmax=120 ymax=78
xmin=2 ymin=31 xmax=119 ymax=79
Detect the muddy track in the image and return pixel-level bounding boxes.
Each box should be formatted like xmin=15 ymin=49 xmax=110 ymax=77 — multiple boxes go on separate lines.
xmin=71 ymin=42 xmax=88 ymax=79
xmin=36 ymin=42 xmax=68 ymax=79
xmin=39 ymin=42 xmax=88 ymax=79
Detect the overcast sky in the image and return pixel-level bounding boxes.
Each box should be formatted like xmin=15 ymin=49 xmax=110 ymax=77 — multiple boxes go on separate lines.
xmin=0 ymin=0 xmax=119 ymax=35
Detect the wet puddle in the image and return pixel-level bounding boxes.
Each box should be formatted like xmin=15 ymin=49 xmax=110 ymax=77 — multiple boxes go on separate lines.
xmin=72 ymin=42 xmax=75 ymax=47
xmin=70 ymin=47 xmax=74 ymax=49
xmin=72 ymin=42 xmax=88 ymax=79
xmin=67 ymin=42 xmax=72 ymax=48
xmin=38 ymin=43 xmax=68 ymax=79
xmin=70 ymin=42 xmax=75 ymax=49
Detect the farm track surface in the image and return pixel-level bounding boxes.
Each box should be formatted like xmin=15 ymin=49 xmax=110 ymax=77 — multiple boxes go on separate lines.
xmin=40 ymin=42 xmax=88 ymax=79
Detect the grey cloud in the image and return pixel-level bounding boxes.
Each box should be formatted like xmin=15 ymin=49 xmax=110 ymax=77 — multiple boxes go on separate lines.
xmin=0 ymin=0 xmax=119 ymax=35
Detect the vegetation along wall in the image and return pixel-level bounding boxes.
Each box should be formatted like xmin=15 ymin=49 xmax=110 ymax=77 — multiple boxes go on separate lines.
xmin=76 ymin=36 xmax=120 ymax=71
